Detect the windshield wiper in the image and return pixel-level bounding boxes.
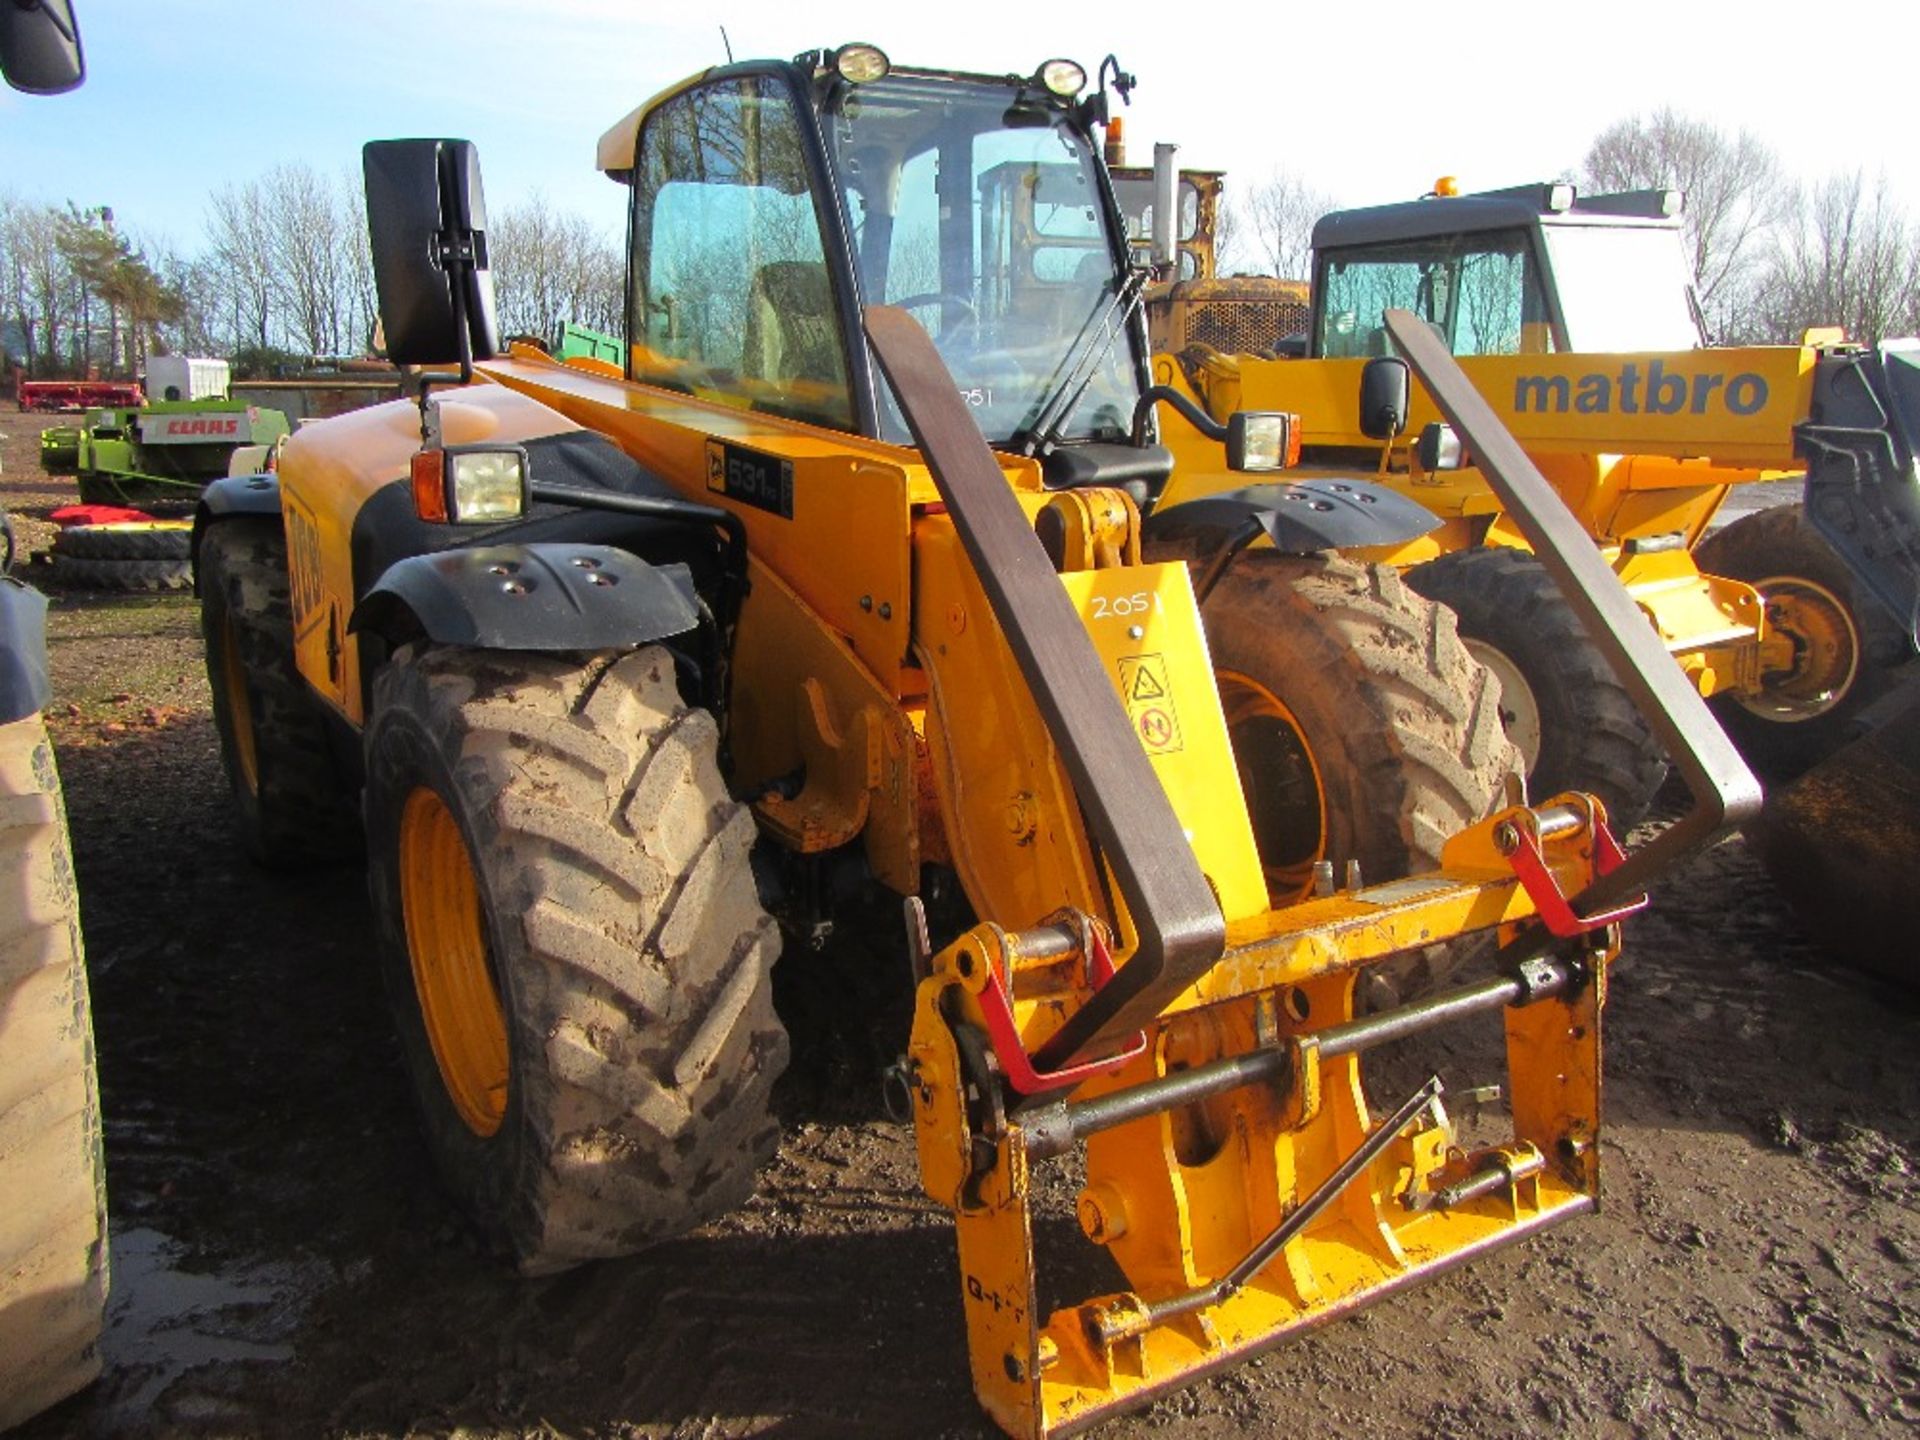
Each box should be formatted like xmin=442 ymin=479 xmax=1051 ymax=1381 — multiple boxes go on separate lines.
xmin=1013 ymin=264 xmax=1149 ymax=457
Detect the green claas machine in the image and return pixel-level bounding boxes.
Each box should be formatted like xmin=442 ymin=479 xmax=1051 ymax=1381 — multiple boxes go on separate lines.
xmin=40 ymin=358 xmax=291 ymax=506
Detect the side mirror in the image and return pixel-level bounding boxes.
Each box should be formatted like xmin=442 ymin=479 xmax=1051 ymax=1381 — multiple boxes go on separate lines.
xmin=363 ymin=139 xmax=500 ymax=370
xmin=1415 ymin=422 xmax=1468 ymax=472
xmin=1358 ymin=355 xmax=1410 ymax=440
xmin=0 ymin=0 xmax=85 ymax=94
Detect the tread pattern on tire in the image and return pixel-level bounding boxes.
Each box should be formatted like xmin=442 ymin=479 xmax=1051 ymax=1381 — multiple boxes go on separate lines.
xmin=367 ymin=645 xmax=789 ymax=1273
xmin=52 ymin=524 xmax=193 ymax=562
xmin=1407 ymin=546 xmax=1668 ymax=826
xmin=1198 ymin=552 xmax=1521 ymax=1000
xmin=198 ymin=519 xmax=361 ymax=865
xmin=0 ymin=713 xmax=107 ymax=1430
xmin=48 ymin=555 xmax=190 ymax=593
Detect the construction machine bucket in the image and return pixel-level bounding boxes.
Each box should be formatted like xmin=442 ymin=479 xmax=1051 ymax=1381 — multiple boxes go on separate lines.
xmin=1746 ymin=672 xmax=1920 ymax=986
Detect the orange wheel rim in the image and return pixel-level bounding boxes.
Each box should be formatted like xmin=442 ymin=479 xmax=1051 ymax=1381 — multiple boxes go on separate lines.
xmin=398 ymin=786 xmax=509 ymax=1137
xmin=1746 ymin=575 xmax=1861 ymax=722
xmin=221 ymin=612 xmax=260 ymax=796
xmin=1218 ymin=670 xmax=1326 ymax=904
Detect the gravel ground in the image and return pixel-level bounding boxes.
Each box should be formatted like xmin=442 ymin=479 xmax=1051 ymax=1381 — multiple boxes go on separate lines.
xmin=4 ymin=401 xmax=1917 ymax=1439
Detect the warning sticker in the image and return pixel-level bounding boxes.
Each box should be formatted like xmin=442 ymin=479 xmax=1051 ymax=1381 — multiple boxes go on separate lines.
xmin=1118 ymin=654 xmax=1182 ymax=754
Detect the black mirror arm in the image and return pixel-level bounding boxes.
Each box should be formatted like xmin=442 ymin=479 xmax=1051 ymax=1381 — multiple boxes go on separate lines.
xmin=413 ymin=227 xmax=480 ymax=442
xmin=1131 ymin=385 xmax=1226 ymax=449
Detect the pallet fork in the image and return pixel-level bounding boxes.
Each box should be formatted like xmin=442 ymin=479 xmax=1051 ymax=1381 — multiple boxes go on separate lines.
xmin=875 ymin=307 xmax=1758 ymax=1436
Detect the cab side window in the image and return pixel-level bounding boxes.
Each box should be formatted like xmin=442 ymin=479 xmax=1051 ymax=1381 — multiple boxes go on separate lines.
xmin=1318 ymin=230 xmax=1555 ymax=358
xmin=630 ymin=78 xmax=854 ymax=431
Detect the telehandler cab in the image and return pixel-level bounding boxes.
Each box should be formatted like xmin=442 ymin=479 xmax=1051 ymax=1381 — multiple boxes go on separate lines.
xmin=194 ymin=46 xmax=1757 ymax=1436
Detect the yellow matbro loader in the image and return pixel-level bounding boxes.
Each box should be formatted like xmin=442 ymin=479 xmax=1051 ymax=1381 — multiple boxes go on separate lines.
xmin=1149 ymin=176 xmax=1920 ymax=819
xmin=193 ymin=47 xmax=1757 ymax=1436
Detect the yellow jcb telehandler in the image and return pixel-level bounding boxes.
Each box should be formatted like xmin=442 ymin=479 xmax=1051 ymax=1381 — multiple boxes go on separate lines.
xmin=193 ymin=46 xmax=1757 ymax=1436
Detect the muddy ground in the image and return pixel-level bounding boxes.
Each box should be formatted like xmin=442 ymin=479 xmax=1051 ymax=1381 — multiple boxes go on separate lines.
xmin=4 ymin=401 xmax=1916 ymax=1438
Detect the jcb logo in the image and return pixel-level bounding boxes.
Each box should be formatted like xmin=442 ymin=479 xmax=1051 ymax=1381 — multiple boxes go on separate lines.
xmin=1513 ymin=360 xmax=1769 ymax=418
xmin=284 ymin=502 xmax=324 ymax=626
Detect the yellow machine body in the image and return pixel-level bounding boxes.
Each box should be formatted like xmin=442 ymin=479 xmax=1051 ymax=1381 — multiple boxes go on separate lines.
xmin=275 ymin=341 xmax=1625 ymax=1435
xmin=1152 ymin=344 xmax=1833 ymax=700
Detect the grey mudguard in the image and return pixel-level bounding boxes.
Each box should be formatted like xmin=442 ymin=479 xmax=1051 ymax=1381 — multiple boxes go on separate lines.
xmin=197 ymin=473 xmax=282 ymax=522
xmin=1144 ymin=477 xmax=1440 ymax=553
xmin=193 ymin=474 xmax=283 ymax=588
xmin=0 ymin=579 xmax=52 ymax=725
xmin=351 ymin=543 xmax=699 ymax=650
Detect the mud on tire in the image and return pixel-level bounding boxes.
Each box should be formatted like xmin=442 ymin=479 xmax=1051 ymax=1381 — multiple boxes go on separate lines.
xmin=1197 ymin=553 xmax=1521 ymax=999
xmin=364 ymin=644 xmax=789 ymax=1273
xmin=1407 ymin=546 xmax=1667 ymax=826
xmin=0 ymin=713 xmax=108 ymax=1429
xmin=198 ymin=518 xmax=361 ymax=866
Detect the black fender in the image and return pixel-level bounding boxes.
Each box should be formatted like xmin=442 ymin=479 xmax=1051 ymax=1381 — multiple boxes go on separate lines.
xmin=192 ymin=473 xmax=283 ymax=591
xmin=0 ymin=579 xmax=52 ymax=726
xmin=350 ymin=543 xmax=700 ymax=651
xmin=1143 ymin=477 xmax=1440 ymax=554
xmin=1800 ymin=344 xmax=1920 ymax=646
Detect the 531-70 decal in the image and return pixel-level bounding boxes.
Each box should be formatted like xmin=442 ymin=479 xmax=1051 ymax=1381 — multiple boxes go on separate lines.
xmin=706 ymin=440 xmax=793 ymax=519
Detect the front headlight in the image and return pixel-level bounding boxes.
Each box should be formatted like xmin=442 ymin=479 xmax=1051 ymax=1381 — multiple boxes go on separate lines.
xmin=831 ymin=43 xmax=890 ymax=84
xmin=1226 ymin=412 xmax=1299 ymax=472
xmin=1036 ymin=58 xmax=1086 ymax=97
xmin=447 ymin=447 xmax=529 ymax=523
xmin=412 ymin=443 xmax=529 ymax=524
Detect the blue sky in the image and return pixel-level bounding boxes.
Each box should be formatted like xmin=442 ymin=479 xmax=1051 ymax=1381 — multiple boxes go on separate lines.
xmin=6 ymin=0 xmax=1919 ymax=258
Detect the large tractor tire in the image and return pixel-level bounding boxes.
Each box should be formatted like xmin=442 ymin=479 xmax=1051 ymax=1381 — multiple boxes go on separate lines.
xmin=51 ymin=523 xmax=193 ymax=563
xmin=1199 ymin=554 xmax=1521 ymax=999
xmin=0 ymin=712 xmax=108 ymax=1430
xmin=1695 ymin=506 xmax=1910 ymax=782
xmin=1407 ymin=546 xmax=1667 ymax=827
xmin=46 ymin=555 xmax=191 ymax=593
xmin=363 ymin=644 xmax=788 ymax=1273
xmin=199 ymin=518 xmax=361 ymax=867
xmin=1745 ymin=676 xmax=1920 ymax=986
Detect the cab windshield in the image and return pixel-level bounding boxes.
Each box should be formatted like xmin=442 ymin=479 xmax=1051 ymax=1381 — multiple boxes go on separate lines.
xmin=824 ymin=73 xmax=1141 ymax=446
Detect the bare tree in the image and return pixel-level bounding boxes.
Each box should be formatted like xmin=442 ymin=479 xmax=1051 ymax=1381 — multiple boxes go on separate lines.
xmin=1756 ymin=170 xmax=1920 ymax=345
xmin=0 ymin=193 xmax=29 ymax=375
xmin=339 ymin=172 xmax=376 ymax=354
xmin=492 ymin=197 xmax=624 ymax=342
xmin=1212 ymin=192 xmax=1251 ymax=276
xmin=1582 ymin=109 xmax=1784 ymax=336
xmin=263 ymin=163 xmax=349 ymax=357
xmin=206 ymin=180 xmax=275 ymax=352
xmin=11 ymin=203 xmax=71 ymax=376
xmin=1238 ymin=168 xmax=1337 ymax=281
xmin=151 ymin=247 xmax=222 ymax=357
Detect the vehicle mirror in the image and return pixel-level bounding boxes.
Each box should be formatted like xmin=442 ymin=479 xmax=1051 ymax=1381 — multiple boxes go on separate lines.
xmin=1415 ymin=422 xmax=1467 ymax=471
xmin=1358 ymin=356 xmax=1410 ymax=440
xmin=363 ymin=139 xmax=500 ymax=369
xmin=0 ymin=0 xmax=85 ymax=94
